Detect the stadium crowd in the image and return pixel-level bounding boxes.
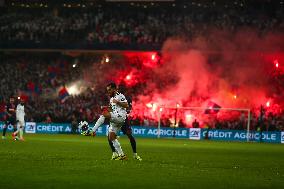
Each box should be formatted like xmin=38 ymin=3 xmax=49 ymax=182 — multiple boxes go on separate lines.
xmin=0 ymin=2 xmax=283 ymax=47
xmin=0 ymin=53 xmax=95 ymax=123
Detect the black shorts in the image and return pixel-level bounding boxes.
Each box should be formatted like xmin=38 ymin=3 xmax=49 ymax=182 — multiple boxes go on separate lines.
xmin=0 ymin=112 xmax=5 ymax=121
xmin=121 ymin=117 xmax=132 ymax=135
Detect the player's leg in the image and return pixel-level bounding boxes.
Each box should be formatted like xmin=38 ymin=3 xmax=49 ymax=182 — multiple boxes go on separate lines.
xmin=108 ymin=112 xmax=127 ymax=160
xmin=107 ymin=123 xmax=118 ymax=160
xmin=121 ymin=118 xmax=142 ymax=161
xmin=18 ymin=121 xmax=25 ymax=140
xmin=108 ymin=137 xmax=118 ymax=160
xmin=13 ymin=124 xmax=17 ymax=134
xmin=122 ymin=118 xmax=137 ymax=153
xmin=19 ymin=126 xmax=24 ymax=141
xmin=12 ymin=122 xmax=19 ymax=137
xmin=108 ymin=138 xmax=116 ymax=152
xmin=109 ymin=132 xmax=125 ymax=158
xmin=125 ymin=131 xmax=136 ymax=153
xmin=2 ymin=120 xmax=8 ymax=139
xmin=12 ymin=120 xmax=18 ymax=140
xmin=108 ymin=123 xmax=126 ymax=160
xmin=92 ymin=111 xmax=111 ymax=133
xmin=126 ymin=131 xmax=142 ymax=161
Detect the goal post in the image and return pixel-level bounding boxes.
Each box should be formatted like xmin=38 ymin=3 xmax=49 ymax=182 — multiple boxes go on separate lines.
xmin=157 ymin=106 xmax=251 ymax=141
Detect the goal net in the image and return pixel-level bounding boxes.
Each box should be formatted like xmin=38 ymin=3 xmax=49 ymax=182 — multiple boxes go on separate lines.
xmin=155 ymin=106 xmax=251 ymax=141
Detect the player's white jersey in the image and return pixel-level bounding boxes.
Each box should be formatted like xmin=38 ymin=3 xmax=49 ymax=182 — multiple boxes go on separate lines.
xmin=16 ymin=104 xmax=25 ymax=121
xmin=110 ymin=92 xmax=128 ymax=118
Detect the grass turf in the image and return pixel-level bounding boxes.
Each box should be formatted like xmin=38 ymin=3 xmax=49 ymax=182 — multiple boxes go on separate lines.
xmin=0 ymin=134 xmax=283 ymax=189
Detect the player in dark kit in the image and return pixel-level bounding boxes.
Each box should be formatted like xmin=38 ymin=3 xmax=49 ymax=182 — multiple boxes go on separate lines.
xmin=0 ymin=97 xmax=6 ymax=122
xmin=108 ymin=94 xmax=142 ymax=161
xmin=2 ymin=96 xmax=17 ymax=140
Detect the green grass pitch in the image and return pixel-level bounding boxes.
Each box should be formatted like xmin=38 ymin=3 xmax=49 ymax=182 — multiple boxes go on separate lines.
xmin=0 ymin=134 xmax=283 ymax=189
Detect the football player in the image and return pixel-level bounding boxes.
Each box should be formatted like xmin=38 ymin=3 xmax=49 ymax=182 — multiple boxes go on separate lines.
xmin=2 ymin=96 xmax=17 ymax=140
xmin=90 ymin=83 xmax=129 ymax=160
xmin=108 ymin=91 xmax=142 ymax=161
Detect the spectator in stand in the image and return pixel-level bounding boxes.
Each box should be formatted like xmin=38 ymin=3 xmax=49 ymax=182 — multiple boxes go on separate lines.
xmin=0 ymin=2 xmax=283 ymax=47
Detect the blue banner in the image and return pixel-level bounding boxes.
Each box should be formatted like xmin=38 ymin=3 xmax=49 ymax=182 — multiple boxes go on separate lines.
xmin=131 ymin=126 xmax=188 ymax=138
xmin=201 ymin=129 xmax=281 ymax=143
xmin=0 ymin=122 xmax=107 ymax=136
xmin=0 ymin=122 xmax=282 ymax=143
xmin=0 ymin=123 xmax=15 ymax=132
xmin=35 ymin=123 xmax=107 ymax=136
xmin=36 ymin=123 xmax=72 ymax=133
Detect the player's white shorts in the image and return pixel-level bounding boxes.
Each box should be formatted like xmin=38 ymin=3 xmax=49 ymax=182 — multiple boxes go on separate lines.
xmin=108 ymin=122 xmax=122 ymax=135
xmin=110 ymin=112 xmax=126 ymax=124
xmin=109 ymin=112 xmax=126 ymax=134
xmin=17 ymin=120 xmax=25 ymax=129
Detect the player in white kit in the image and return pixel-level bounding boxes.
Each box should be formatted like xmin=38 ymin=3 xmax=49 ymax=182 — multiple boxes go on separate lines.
xmin=91 ymin=83 xmax=129 ymax=160
xmin=12 ymin=98 xmax=25 ymax=141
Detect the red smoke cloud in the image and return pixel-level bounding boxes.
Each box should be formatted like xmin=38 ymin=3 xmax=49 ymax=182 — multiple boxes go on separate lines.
xmin=82 ymin=30 xmax=284 ymax=126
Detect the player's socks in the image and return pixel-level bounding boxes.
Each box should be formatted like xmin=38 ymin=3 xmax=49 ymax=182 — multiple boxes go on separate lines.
xmin=108 ymin=139 xmax=116 ymax=152
xmin=19 ymin=128 xmax=23 ymax=139
xmin=2 ymin=127 xmax=7 ymax=137
xmin=111 ymin=152 xmax=119 ymax=160
xmin=128 ymin=135 xmax=137 ymax=153
xmin=92 ymin=115 xmax=105 ymax=132
xmin=133 ymin=153 xmax=142 ymax=161
xmin=113 ymin=152 xmax=118 ymax=156
xmin=112 ymin=139 xmax=124 ymax=156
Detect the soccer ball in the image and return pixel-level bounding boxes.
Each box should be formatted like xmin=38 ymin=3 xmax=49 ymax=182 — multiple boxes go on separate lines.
xmin=78 ymin=121 xmax=90 ymax=135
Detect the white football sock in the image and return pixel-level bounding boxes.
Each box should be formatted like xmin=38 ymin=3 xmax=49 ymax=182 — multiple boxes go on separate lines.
xmin=113 ymin=152 xmax=118 ymax=156
xmin=92 ymin=115 xmax=105 ymax=132
xmin=112 ymin=139 xmax=124 ymax=156
xmin=19 ymin=128 xmax=24 ymax=139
